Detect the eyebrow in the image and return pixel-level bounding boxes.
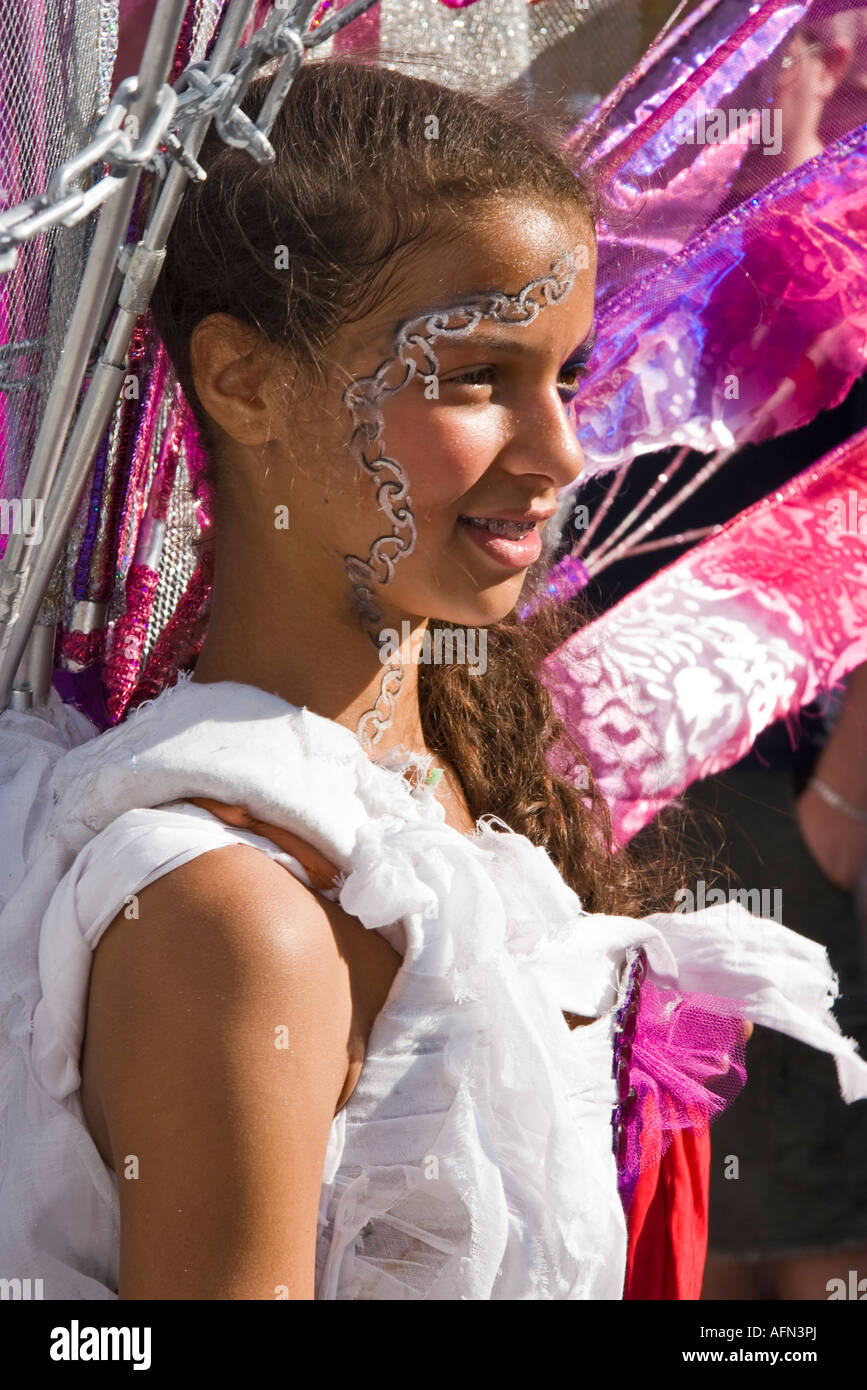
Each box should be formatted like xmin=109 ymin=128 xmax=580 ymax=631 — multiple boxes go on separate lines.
xmin=437 ymin=334 xmax=533 ymax=356
xmin=433 ymin=324 xmax=597 ymax=361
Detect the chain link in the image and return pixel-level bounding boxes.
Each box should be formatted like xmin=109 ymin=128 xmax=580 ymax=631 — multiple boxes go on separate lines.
xmin=0 ymin=0 xmax=378 ymax=271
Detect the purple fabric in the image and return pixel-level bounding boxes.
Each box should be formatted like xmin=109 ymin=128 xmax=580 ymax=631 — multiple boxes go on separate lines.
xmin=574 ymin=125 xmax=867 ymax=474
xmin=560 ymin=0 xmax=867 ymax=473
xmin=52 ymin=662 xmax=111 ymax=731
xmin=519 ymin=552 xmax=589 ymax=619
xmin=574 ymin=1 xmax=808 ymax=300
xmin=619 ymin=981 xmax=748 ymax=1209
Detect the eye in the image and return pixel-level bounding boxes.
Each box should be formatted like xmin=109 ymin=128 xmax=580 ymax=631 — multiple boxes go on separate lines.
xmin=442 ymin=360 xmax=593 ymax=401
xmin=558 ymin=332 xmax=597 ymax=403
xmin=443 ymin=365 xmax=498 ymax=389
xmin=556 ymin=359 xmax=592 ymax=404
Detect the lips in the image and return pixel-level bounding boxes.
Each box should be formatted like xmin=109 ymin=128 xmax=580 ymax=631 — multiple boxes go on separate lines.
xmin=457 ymin=512 xmax=548 ymax=569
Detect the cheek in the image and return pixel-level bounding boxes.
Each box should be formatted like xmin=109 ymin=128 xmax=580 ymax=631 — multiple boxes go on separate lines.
xmin=775 ymin=77 xmax=807 ymax=110
xmin=381 ymin=391 xmax=506 ymax=511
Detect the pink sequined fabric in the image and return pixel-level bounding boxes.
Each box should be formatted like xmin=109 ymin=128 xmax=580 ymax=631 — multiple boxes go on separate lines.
xmin=574 ymin=129 xmax=867 ymax=473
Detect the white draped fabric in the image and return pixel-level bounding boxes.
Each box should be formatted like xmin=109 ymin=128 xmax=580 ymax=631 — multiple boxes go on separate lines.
xmin=1 ymin=673 xmax=865 ymax=1299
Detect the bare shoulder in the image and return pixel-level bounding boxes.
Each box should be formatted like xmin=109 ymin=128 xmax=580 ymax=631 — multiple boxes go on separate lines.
xmin=84 ymin=844 xmax=354 ymax=1299
xmin=89 ymin=840 xmax=352 ymax=1020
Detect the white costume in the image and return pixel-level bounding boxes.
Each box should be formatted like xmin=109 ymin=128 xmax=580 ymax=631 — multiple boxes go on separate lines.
xmin=1 ymin=671 xmax=865 ymax=1300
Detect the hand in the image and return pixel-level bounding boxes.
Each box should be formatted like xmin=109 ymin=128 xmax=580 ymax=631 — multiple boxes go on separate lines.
xmin=187 ymin=797 xmax=341 ymax=895
xmin=795 ymin=783 xmax=867 ymax=893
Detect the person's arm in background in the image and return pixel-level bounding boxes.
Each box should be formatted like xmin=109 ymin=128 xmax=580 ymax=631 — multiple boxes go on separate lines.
xmin=796 ymin=661 xmax=867 ymax=892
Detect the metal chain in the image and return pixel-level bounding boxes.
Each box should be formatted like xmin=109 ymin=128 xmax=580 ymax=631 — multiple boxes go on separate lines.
xmin=0 ymin=0 xmax=378 ymax=711
xmin=0 ymin=0 xmax=378 ymax=273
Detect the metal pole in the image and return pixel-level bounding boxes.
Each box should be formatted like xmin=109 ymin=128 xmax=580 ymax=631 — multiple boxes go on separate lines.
xmin=0 ymin=0 xmax=373 ymax=711
xmin=0 ymin=0 xmax=189 ymax=707
xmin=0 ymin=0 xmax=258 ymax=710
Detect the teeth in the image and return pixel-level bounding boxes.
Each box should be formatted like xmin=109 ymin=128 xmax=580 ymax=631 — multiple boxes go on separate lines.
xmin=462 ymin=517 xmax=533 ymax=538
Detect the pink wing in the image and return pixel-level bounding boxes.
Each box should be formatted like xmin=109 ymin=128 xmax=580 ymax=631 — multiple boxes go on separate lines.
xmin=541 ymin=428 xmax=867 ymax=844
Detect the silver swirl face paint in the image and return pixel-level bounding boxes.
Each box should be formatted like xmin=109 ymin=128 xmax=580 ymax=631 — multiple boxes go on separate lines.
xmin=340 ymin=251 xmax=578 ymax=751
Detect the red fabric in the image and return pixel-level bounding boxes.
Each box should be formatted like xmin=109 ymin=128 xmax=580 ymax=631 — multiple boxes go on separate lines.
xmin=622 ymin=1126 xmax=710 ymax=1299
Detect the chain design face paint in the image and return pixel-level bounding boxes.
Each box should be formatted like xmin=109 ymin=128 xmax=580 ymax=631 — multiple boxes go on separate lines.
xmin=340 ymin=251 xmax=579 ymax=750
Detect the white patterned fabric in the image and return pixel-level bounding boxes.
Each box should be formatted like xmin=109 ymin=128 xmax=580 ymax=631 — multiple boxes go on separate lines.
xmin=543 ymin=434 xmax=867 ymax=843
xmin=1 ymin=673 xmax=866 ymax=1300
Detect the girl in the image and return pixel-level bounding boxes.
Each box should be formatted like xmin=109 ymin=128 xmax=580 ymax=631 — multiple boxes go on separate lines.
xmin=3 ymin=57 xmax=865 ymax=1301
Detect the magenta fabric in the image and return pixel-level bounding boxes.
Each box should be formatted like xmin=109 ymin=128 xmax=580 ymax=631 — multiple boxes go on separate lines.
xmin=574 ymin=127 xmax=867 ymax=473
xmin=561 ymin=0 xmax=867 ymax=472
xmin=618 ymin=981 xmax=747 ymax=1210
xmin=542 ymin=428 xmax=867 ymax=844
xmin=579 ymin=0 xmax=808 ymax=294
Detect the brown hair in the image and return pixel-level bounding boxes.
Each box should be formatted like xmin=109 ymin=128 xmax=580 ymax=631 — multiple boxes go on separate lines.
xmin=150 ymin=54 xmax=694 ymax=917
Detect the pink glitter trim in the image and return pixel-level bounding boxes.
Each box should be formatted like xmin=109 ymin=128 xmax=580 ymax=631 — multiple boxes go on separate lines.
xmin=58 ymin=629 xmax=105 ymax=668
xmin=105 ymin=563 xmax=160 ymax=724
xmin=125 ymin=550 xmax=214 ymax=715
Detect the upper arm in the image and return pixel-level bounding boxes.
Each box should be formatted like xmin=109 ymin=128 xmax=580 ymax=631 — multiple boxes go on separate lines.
xmin=85 ymin=843 xmax=352 ymax=1300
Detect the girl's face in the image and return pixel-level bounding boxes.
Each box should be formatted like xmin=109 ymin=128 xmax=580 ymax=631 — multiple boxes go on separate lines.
xmin=773 ymin=29 xmax=844 ymax=139
xmin=253 ymin=199 xmax=595 ymax=631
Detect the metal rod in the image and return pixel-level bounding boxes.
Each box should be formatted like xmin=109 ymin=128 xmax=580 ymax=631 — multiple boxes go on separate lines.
xmin=143 ymin=0 xmax=258 ymax=252
xmin=0 ymin=0 xmax=190 ymax=708
xmin=302 ymin=0 xmax=378 ymax=46
xmin=0 ymin=0 xmax=262 ymax=712
xmin=583 ymin=445 xmax=691 ymax=570
xmin=0 ymin=0 xmax=357 ymax=712
xmin=4 ymin=0 xmax=252 ymax=698
xmin=7 ymin=619 xmax=56 ymax=708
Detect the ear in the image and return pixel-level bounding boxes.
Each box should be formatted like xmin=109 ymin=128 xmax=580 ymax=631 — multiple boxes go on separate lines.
xmin=189 ymin=314 xmax=275 ymax=446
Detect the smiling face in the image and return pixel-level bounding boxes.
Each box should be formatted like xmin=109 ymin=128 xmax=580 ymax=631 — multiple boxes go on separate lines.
xmin=194 ymin=197 xmax=595 ymax=635
xmin=332 ymin=200 xmax=595 ymax=629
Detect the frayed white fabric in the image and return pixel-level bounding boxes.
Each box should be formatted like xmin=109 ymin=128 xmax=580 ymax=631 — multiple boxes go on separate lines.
xmin=1 ymin=672 xmax=866 ymax=1300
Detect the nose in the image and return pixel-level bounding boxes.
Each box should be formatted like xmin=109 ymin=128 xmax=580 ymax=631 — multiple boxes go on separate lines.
xmin=506 ymin=392 xmax=586 ymax=491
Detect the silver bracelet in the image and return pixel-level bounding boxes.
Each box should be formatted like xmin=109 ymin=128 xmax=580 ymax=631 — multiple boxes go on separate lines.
xmin=807 ymin=776 xmax=867 ymax=826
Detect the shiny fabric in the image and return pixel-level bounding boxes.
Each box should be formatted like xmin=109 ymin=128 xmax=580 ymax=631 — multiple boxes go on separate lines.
xmin=580 ymin=0 xmax=808 ymax=298
xmin=624 ymin=1128 xmax=711 ymax=1300
xmin=542 ymin=428 xmax=867 ymax=842
xmin=554 ymin=0 xmax=867 ymax=472
xmin=617 ymin=980 xmax=747 ymax=1210
xmin=574 ymin=126 xmax=867 ymax=471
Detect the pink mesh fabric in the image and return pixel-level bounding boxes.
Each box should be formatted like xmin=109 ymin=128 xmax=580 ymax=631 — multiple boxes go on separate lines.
xmin=619 ymin=981 xmax=748 ymax=1207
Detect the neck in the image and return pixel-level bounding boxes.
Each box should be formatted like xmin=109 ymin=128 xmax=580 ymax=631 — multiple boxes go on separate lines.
xmin=779 ymin=129 xmax=824 ymax=171
xmin=190 ymin=536 xmax=429 ymax=762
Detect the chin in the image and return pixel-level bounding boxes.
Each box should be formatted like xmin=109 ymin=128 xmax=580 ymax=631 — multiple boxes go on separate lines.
xmin=427 ymin=579 xmax=528 ymax=629
xmin=375 ymin=567 xmax=531 ymax=632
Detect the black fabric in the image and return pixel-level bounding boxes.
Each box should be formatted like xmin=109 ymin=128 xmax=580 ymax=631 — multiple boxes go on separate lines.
xmin=687 ymin=764 xmax=867 ymax=1259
